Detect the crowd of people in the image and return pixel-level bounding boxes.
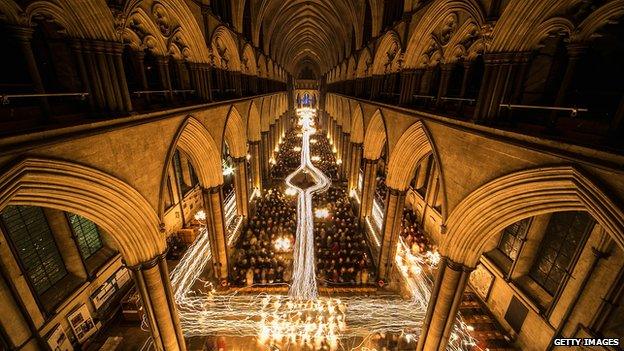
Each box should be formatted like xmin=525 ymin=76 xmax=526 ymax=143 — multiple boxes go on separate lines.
xmin=309 ymin=133 xmax=339 ymax=180
xmin=230 ymin=188 xmax=296 ymax=286
xmin=400 ymin=208 xmax=435 ymax=255
xmin=270 ymin=130 xmax=301 ymax=179
xmin=313 ymin=187 xmax=374 ymax=286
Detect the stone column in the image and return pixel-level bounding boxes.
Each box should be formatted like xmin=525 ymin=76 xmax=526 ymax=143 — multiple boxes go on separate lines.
xmin=250 ymin=141 xmax=262 ymax=192
xmin=459 ymin=61 xmax=473 ymax=99
xmin=260 ymin=131 xmax=270 ymax=180
xmin=335 ymin=125 xmax=343 ymax=168
xmin=83 ymin=43 xmax=106 ymax=109
xmin=272 ymin=122 xmax=279 ymax=153
xmin=92 ymin=41 xmax=118 ymax=111
xmin=348 ymin=143 xmax=363 ymax=192
xmin=416 ymin=258 xmax=473 ymax=351
xmin=399 ymin=70 xmax=415 ymax=105
xmin=233 ymin=157 xmax=249 ymax=218
xmin=70 ymin=40 xmax=95 ymax=109
xmin=111 ymin=43 xmax=133 ymax=112
xmin=342 ymin=133 xmax=351 ymax=180
xmin=378 ymin=188 xmax=406 ymax=281
xmin=549 ymin=44 xmax=586 ymax=127
xmin=205 ymin=65 xmax=214 ymax=101
xmin=268 ymin=124 xmax=276 ymax=160
xmin=473 ymin=52 xmax=531 ymax=123
xmin=43 ymin=209 xmax=88 ymax=279
xmin=419 ymin=66 xmax=434 ymax=95
xmin=104 ymin=43 xmax=124 ymax=112
xmin=0 ymin=224 xmax=46 ymax=349
xmin=10 ymin=26 xmax=50 ymax=116
xmin=130 ymin=254 xmax=187 ymax=351
xmin=156 ymin=57 xmax=173 ymax=102
xmin=327 ymin=118 xmax=333 ymax=142
xmin=202 ymin=186 xmax=229 ymax=280
xmin=436 ymin=63 xmax=454 ymax=107
xmin=371 ymin=75 xmax=383 ymax=100
xmin=134 ymin=50 xmax=151 ymax=103
xmin=359 ymin=158 xmax=378 ymax=221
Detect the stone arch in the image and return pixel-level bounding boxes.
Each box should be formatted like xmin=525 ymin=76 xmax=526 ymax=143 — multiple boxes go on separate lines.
xmin=574 ymin=0 xmax=624 ymax=42
xmin=341 ymin=98 xmax=351 ymax=133
xmin=158 ymin=117 xmax=222 ymax=218
xmin=0 ymin=158 xmax=163 ymax=266
xmin=442 ymin=166 xmax=624 ymax=267
xmin=404 ymin=0 xmax=485 ymax=68
xmin=247 ymin=100 xmax=261 ymax=142
xmin=122 ymin=0 xmax=210 ymax=62
xmin=489 ymin=0 xmax=572 ymax=52
xmin=223 ymin=105 xmax=247 ymax=158
xmin=260 ymin=95 xmax=272 ymax=131
xmin=356 ymin=47 xmax=373 ymax=78
xmin=347 ymin=55 xmax=357 ymax=80
xmin=385 ymin=121 xmax=445 ymax=218
xmin=257 ymin=53 xmax=267 ymax=77
xmin=210 ymin=25 xmax=242 ymax=71
xmin=372 ymin=30 xmax=402 ymax=75
xmin=363 ymin=109 xmax=387 ymax=160
xmin=23 ymin=0 xmax=116 ymax=40
xmin=350 ymin=103 xmax=365 ymax=143
xmin=443 ymin=18 xmax=483 ymax=64
xmin=241 ymin=43 xmax=258 ymax=75
xmin=340 ymin=61 xmax=348 ymax=81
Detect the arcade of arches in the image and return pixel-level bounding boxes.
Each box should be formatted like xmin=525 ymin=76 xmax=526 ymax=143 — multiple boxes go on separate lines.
xmin=0 ymin=0 xmax=623 ymax=350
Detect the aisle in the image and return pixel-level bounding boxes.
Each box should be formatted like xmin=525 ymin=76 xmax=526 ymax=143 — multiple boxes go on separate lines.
xmin=287 ymin=107 xmax=330 ymax=300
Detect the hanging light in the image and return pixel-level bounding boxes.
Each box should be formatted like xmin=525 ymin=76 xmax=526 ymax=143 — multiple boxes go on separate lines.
xmin=194 ymin=210 xmax=206 ymax=221
xmin=222 ymin=164 xmax=235 ymax=176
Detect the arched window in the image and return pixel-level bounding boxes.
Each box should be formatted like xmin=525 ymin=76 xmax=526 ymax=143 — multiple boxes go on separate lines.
xmin=529 ymin=211 xmax=594 ymax=295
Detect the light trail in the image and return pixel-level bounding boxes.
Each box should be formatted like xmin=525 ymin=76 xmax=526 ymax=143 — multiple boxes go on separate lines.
xmin=285 ymin=107 xmax=330 ymax=300
xmin=163 ymin=107 xmax=480 ymax=350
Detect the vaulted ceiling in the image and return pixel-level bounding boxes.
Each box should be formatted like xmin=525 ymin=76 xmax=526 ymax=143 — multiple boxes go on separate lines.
xmin=251 ymin=0 xmax=361 ymax=77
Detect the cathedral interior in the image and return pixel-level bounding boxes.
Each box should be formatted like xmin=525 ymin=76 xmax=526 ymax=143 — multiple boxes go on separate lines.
xmin=1 ymin=0 xmax=624 ymax=350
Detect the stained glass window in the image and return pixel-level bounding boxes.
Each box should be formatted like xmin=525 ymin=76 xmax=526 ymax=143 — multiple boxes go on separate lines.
xmin=529 ymin=211 xmax=594 ymax=295
xmin=67 ymin=213 xmax=103 ymax=260
xmin=498 ymin=218 xmax=532 ymax=260
xmin=1 ymin=206 xmax=67 ymax=295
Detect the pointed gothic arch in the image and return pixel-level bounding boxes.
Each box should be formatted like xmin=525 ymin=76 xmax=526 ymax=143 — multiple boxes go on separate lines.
xmin=442 ymin=166 xmax=624 ymax=267
xmin=0 ymin=158 xmax=163 ymax=266
xmin=363 ymin=109 xmax=387 ymax=160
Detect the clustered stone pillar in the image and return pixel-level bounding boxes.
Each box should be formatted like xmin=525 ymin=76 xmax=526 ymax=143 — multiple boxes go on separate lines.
xmin=130 ymin=254 xmax=187 ymax=351
xmin=74 ymin=40 xmax=133 ymax=113
xmin=202 ymin=185 xmax=229 ymax=281
xmin=359 ymin=158 xmax=378 ymax=221
xmin=10 ymin=26 xmax=50 ymax=116
xmin=260 ymin=131 xmax=270 ymax=180
xmin=348 ymin=143 xmax=363 ymax=192
xmin=269 ymin=123 xmax=276 ymax=160
xmin=549 ymin=43 xmax=586 ymax=128
xmin=249 ymin=140 xmax=262 ymax=192
xmin=188 ymin=62 xmax=212 ymax=101
xmin=327 ymin=118 xmax=334 ymax=142
xmin=378 ymin=188 xmax=406 ymax=281
xmin=341 ymin=133 xmax=351 ymax=180
xmin=417 ymin=258 xmax=473 ymax=351
xmin=335 ymin=125 xmax=343 ymax=173
xmin=435 ymin=63 xmax=455 ymax=107
xmin=473 ymin=52 xmax=531 ymax=123
xmin=233 ymin=156 xmax=249 ymax=218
